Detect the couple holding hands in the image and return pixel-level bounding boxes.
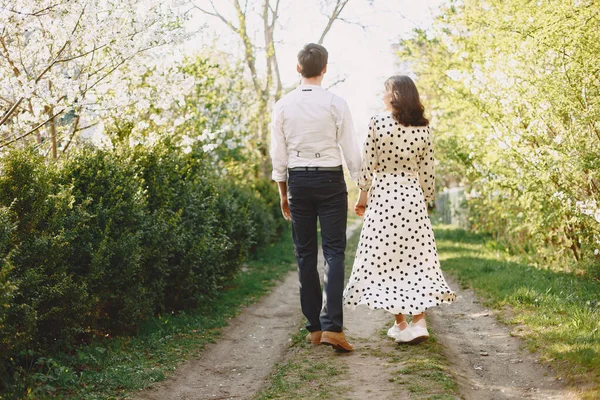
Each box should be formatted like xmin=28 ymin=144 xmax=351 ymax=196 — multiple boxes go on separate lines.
xmin=270 ymin=43 xmax=455 ymax=352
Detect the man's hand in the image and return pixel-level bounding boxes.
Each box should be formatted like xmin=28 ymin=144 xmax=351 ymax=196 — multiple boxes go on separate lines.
xmin=277 ymin=181 xmax=291 ymax=221
xmin=280 ymin=196 xmax=291 ymax=221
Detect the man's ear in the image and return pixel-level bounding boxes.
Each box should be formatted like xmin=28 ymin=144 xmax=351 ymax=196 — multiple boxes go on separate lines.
xmin=297 ymin=64 xmax=302 ymax=74
xmin=322 ymin=64 xmax=328 ymax=75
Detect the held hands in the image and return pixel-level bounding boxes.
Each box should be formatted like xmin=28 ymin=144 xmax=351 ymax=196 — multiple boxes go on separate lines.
xmin=354 ymin=189 xmax=369 ymax=217
xmin=355 ymin=201 xmax=366 ymax=217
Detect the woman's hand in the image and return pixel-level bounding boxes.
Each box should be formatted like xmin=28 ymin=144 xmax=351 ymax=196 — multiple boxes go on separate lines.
xmin=354 ymin=189 xmax=369 ymax=217
xmin=354 ymin=202 xmax=366 ymax=217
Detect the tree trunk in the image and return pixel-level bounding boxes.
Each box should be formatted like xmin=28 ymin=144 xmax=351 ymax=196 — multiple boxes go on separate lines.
xmin=48 ymin=106 xmax=58 ymax=159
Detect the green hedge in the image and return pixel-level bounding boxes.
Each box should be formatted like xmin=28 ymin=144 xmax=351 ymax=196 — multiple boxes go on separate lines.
xmin=0 ymin=142 xmax=284 ymax=388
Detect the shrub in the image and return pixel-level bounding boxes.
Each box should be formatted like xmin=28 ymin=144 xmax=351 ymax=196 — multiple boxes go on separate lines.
xmin=0 ymin=206 xmax=16 ymax=368
xmin=132 ymin=141 xmax=229 ymax=311
xmin=0 ymin=150 xmax=90 ymax=368
xmin=253 ymin=178 xmax=287 ymax=238
xmin=56 ymin=146 xmax=150 ymax=334
xmin=0 ymin=142 xmax=283 ymax=392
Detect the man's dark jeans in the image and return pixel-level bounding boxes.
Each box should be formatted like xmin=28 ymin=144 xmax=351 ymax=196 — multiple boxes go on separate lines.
xmin=287 ymin=169 xmax=348 ymax=333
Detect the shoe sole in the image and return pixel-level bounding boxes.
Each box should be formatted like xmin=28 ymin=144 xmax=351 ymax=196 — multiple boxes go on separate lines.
xmin=398 ymin=335 xmax=429 ymax=345
xmin=320 ymin=338 xmax=353 ymax=352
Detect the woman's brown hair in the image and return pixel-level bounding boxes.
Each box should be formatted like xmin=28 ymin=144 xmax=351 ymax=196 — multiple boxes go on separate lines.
xmin=385 ymin=75 xmax=429 ymax=127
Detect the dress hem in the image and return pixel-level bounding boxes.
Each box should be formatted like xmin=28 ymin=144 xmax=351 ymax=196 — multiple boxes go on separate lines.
xmin=343 ymin=295 xmax=456 ymax=316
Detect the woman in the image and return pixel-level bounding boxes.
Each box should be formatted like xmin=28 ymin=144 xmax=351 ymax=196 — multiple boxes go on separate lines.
xmin=343 ymin=75 xmax=455 ymax=344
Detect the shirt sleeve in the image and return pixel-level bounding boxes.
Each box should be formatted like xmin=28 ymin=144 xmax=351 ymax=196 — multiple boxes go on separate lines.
xmin=357 ymin=116 xmax=378 ymax=191
xmin=270 ymin=102 xmax=288 ymax=182
xmin=418 ymin=126 xmax=435 ymax=202
xmin=335 ymin=99 xmax=361 ymax=182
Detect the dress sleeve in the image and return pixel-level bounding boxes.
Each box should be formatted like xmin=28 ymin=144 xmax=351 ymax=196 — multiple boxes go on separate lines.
xmin=418 ymin=126 xmax=435 ymax=202
xmin=357 ymin=116 xmax=378 ymax=191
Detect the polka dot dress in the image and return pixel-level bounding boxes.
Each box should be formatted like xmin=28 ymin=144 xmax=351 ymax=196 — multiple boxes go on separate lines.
xmin=343 ymin=113 xmax=456 ymax=315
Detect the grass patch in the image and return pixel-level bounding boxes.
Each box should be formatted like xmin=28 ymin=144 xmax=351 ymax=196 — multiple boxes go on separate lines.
xmin=434 ymin=224 xmax=600 ymax=399
xmin=254 ymin=341 xmax=350 ymax=400
xmin=3 ymin=228 xmax=295 ymax=400
xmin=254 ymin=324 xmax=350 ymax=400
xmin=384 ymin=328 xmax=459 ymax=399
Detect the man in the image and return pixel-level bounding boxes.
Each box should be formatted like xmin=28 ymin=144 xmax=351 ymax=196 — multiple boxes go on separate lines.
xmin=270 ymin=43 xmax=361 ymax=352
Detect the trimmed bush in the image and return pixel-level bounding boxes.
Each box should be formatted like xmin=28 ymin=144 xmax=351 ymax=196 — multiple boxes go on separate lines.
xmin=0 ymin=206 xmax=16 ymax=367
xmin=57 ymin=147 xmax=150 ymax=334
xmin=0 ymin=150 xmax=91 ymax=357
xmin=0 ymin=142 xmax=284 ymax=391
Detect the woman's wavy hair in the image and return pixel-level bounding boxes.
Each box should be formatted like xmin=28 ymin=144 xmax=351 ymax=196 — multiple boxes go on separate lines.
xmin=385 ymin=75 xmax=429 ymax=127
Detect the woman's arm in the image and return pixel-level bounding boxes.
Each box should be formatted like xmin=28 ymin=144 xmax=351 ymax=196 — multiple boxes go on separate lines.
xmin=357 ymin=116 xmax=378 ymax=191
xmin=418 ymin=126 xmax=435 ymax=202
xmin=354 ymin=116 xmax=378 ymax=217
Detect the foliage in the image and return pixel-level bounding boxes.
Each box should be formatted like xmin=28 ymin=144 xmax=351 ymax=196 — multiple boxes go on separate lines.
xmin=0 ymin=142 xmax=284 ymax=395
xmin=122 ymin=55 xmax=260 ymax=177
xmin=399 ymin=0 xmax=600 ymax=271
xmin=0 ymin=0 xmax=189 ymax=157
xmin=1 ymin=222 xmax=294 ymax=400
xmin=436 ymin=225 xmax=600 ymax=398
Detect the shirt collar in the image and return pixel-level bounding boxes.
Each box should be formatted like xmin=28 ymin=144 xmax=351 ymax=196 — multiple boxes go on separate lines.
xmin=298 ymin=84 xmax=323 ymax=90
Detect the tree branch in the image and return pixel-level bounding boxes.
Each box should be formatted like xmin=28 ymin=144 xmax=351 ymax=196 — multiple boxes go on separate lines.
xmin=3 ymin=2 xmax=69 ymax=17
xmin=318 ymin=0 xmax=350 ymax=45
xmin=0 ymin=109 xmax=65 ymax=150
xmin=193 ymin=1 xmax=240 ymax=33
xmin=0 ymin=36 xmax=22 ymax=77
xmin=61 ymin=110 xmax=82 ymax=155
xmin=326 ymin=75 xmax=347 ymax=90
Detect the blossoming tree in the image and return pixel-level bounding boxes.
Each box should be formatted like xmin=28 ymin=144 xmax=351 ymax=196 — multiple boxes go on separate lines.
xmin=0 ymin=0 xmax=190 ymax=158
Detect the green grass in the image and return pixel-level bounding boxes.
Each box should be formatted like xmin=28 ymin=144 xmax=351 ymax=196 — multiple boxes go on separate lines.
xmin=2 ymin=228 xmax=295 ymax=400
xmin=391 ymin=335 xmax=459 ymax=398
xmin=254 ymin=326 xmax=350 ymax=400
xmin=375 ymin=327 xmax=459 ymax=399
xmin=434 ymin=224 xmax=600 ymax=399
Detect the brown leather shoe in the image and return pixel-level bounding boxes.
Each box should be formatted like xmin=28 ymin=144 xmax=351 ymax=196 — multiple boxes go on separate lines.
xmin=320 ymin=331 xmax=353 ymax=352
xmin=305 ymin=330 xmax=322 ymax=345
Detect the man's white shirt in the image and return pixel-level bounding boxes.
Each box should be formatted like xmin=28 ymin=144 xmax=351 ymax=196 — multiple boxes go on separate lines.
xmin=270 ymin=84 xmax=362 ymax=183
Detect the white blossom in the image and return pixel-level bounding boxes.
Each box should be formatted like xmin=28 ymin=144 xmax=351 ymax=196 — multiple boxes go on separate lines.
xmin=0 ymin=0 xmax=191 ymax=154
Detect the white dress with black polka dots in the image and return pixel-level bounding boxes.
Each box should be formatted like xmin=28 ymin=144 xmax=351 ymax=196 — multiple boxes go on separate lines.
xmin=343 ymin=113 xmax=456 ymax=315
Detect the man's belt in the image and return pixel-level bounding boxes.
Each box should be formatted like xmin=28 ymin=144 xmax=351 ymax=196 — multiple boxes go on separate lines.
xmin=288 ymin=166 xmax=343 ymax=172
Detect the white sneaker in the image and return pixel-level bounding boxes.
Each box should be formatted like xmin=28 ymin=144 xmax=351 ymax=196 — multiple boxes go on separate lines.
xmin=387 ymin=322 xmax=403 ymax=340
xmin=407 ymin=319 xmax=430 ymax=344
xmin=388 ymin=322 xmax=415 ymax=343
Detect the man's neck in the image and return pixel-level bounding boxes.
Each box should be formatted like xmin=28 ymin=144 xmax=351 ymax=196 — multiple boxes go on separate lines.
xmin=301 ymin=76 xmax=323 ymax=86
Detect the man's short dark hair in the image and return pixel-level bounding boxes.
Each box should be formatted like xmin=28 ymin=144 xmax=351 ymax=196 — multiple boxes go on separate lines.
xmin=297 ymin=43 xmax=328 ymax=78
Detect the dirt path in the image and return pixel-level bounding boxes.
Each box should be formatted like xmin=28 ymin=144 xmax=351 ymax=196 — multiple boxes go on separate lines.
xmin=131 ymin=266 xmax=302 ymax=400
xmin=133 ymin=221 xmax=579 ymax=400
xmin=132 ymin=222 xmax=362 ymax=400
xmin=428 ymin=275 xmax=579 ymax=400
xmin=333 ymin=304 xmax=410 ymax=399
